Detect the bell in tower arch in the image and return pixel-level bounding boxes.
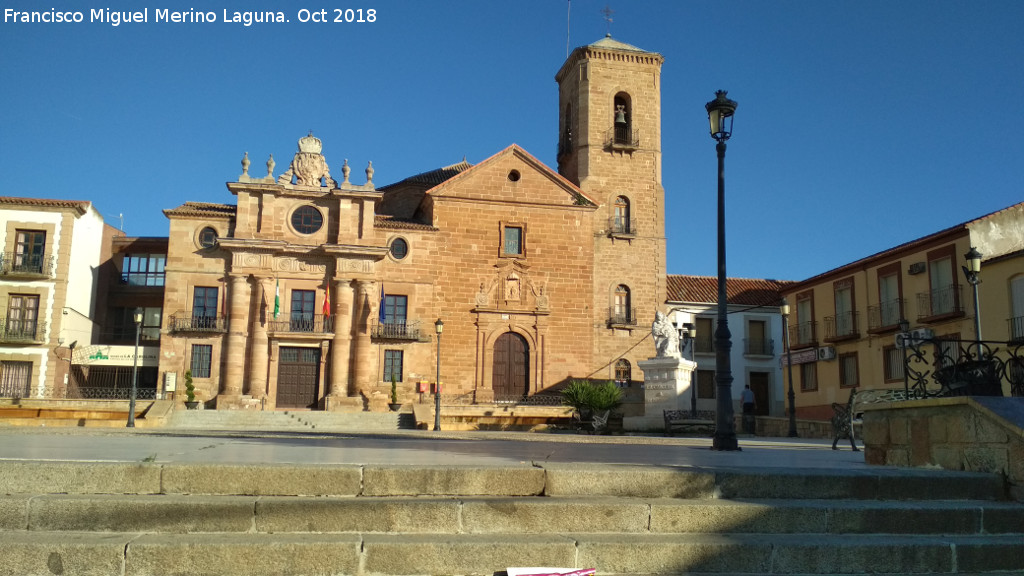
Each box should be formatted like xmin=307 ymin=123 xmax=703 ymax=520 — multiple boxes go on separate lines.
xmin=615 ymin=104 xmax=627 ymax=124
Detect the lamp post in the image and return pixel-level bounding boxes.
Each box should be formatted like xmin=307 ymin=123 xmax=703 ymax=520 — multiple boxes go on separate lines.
xmin=434 ymin=318 xmax=444 ymax=431
xmin=781 ymin=299 xmax=797 ymax=437
xmin=127 ymin=308 xmax=143 ymax=428
xmin=706 ymin=90 xmax=740 ymax=451
xmin=962 ymin=246 xmax=983 ymax=352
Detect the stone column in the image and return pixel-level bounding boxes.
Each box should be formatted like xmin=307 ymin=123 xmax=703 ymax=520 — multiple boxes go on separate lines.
xmin=221 ymin=273 xmax=251 ymax=399
xmin=246 ymin=277 xmax=271 ymax=399
xmin=330 ymin=278 xmax=354 ymax=397
xmin=350 ymin=280 xmax=376 ymax=399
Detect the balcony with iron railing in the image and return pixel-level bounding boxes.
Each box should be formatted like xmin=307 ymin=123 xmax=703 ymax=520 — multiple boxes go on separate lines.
xmin=917 ymin=285 xmax=964 ymax=322
xmin=603 ymin=126 xmax=640 ymax=151
xmin=371 ymin=320 xmax=428 ymax=341
xmin=169 ymin=313 xmax=228 ymax=334
xmin=1009 ymin=316 xmax=1024 ymax=344
xmin=0 ymin=318 xmax=46 ymax=344
xmin=789 ymin=321 xmax=817 ymax=349
xmin=607 ymin=216 xmax=637 ymax=238
xmin=268 ymin=314 xmax=333 ymax=334
xmin=0 ymin=252 xmax=56 ymax=278
xmin=608 ymin=307 xmax=638 ymax=328
xmin=868 ymin=298 xmax=905 ymax=333
xmin=744 ymin=338 xmax=774 ymax=357
xmin=694 ymin=335 xmax=714 ymax=354
xmin=824 ymin=311 xmax=860 ymax=342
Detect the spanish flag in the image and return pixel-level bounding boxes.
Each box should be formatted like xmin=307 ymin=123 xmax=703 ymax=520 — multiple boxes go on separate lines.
xmin=322 ymin=286 xmax=331 ymax=317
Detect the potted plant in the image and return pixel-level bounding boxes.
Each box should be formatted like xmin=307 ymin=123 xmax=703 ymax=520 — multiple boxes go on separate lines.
xmin=183 ymin=370 xmax=199 ymax=410
xmin=388 ymin=375 xmax=402 ymax=411
xmin=561 ymin=379 xmax=622 ymax=434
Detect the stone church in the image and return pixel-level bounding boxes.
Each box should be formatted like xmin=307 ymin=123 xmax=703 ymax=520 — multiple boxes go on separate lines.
xmin=158 ymin=36 xmax=667 ymax=410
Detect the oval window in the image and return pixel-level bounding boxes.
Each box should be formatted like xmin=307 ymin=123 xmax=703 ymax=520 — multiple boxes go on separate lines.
xmin=291 ymin=206 xmax=323 ymax=234
xmin=390 ymin=237 xmax=408 ymax=260
xmin=198 ymin=227 xmax=218 ymax=248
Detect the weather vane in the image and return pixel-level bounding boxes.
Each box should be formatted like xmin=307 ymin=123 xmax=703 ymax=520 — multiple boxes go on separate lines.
xmin=601 ymin=5 xmax=614 ymax=36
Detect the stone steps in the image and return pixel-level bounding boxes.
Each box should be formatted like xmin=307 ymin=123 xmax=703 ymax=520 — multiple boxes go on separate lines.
xmin=0 ymin=462 xmax=1020 ymax=575
xmin=162 ymin=408 xmax=404 ymax=432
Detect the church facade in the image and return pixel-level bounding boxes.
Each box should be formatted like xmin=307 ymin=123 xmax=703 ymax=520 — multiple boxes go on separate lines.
xmin=158 ymin=36 xmax=667 ymax=410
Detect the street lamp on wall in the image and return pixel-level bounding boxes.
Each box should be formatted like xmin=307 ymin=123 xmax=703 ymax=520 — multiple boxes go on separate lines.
xmin=962 ymin=246 xmax=983 ymax=349
xmin=434 ymin=318 xmax=444 ymax=431
xmin=127 ymin=308 xmax=143 ymax=428
xmin=780 ymin=299 xmax=797 ymax=437
xmin=706 ymin=90 xmax=740 ymax=451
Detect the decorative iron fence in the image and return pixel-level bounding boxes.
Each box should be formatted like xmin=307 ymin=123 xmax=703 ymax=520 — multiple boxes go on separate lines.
xmin=371 ymin=320 xmax=425 ymax=341
xmin=607 ymin=307 xmax=638 ymax=327
xmin=0 ymin=252 xmax=56 ymax=276
xmin=268 ymin=314 xmax=333 ymax=334
xmin=604 ymin=126 xmax=640 ymax=148
xmin=902 ymin=336 xmax=1023 ymax=398
xmin=169 ymin=314 xmax=228 ymax=333
xmin=0 ymin=318 xmax=46 ymax=343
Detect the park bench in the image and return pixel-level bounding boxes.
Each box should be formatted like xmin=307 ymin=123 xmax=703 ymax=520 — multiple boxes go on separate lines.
xmin=831 ymin=388 xmax=909 ymax=450
xmin=663 ymin=409 xmax=716 ymax=436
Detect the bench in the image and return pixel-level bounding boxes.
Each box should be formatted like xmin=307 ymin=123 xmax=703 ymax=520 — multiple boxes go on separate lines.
xmin=663 ymin=409 xmax=716 ymax=436
xmin=831 ymin=388 xmax=909 ymax=451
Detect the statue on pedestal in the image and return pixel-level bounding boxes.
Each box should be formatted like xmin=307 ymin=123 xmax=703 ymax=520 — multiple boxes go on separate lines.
xmin=652 ymin=311 xmax=680 ymax=359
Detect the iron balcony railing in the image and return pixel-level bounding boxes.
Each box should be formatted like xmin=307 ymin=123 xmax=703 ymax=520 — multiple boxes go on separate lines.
xmin=0 ymin=318 xmax=45 ymax=343
xmin=0 ymin=252 xmax=55 ymax=277
xmin=169 ymin=313 xmax=228 ymax=333
xmin=607 ymin=307 xmax=638 ymax=327
xmin=744 ymin=338 xmax=774 ymax=356
xmin=268 ymin=314 xmax=333 ymax=334
xmin=917 ymin=284 xmax=963 ymax=320
xmin=789 ymin=321 xmax=817 ymax=348
xmin=868 ymin=298 xmax=905 ymax=332
xmin=371 ymin=320 xmax=425 ymax=341
xmin=1009 ymin=316 xmax=1024 ymax=344
xmin=824 ymin=312 xmax=860 ymax=341
xmin=603 ymin=126 xmax=640 ymax=149
xmin=608 ymin=216 xmax=637 ymax=236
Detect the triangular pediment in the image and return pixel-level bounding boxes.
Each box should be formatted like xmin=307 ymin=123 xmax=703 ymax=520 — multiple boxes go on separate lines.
xmin=425 ymin=145 xmax=596 ymax=208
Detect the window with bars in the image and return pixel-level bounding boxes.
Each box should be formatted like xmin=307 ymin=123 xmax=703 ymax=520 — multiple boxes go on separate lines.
xmin=384 ymin=350 xmax=403 ymax=383
xmin=800 ymin=363 xmax=818 ymax=391
xmin=614 ymin=359 xmax=631 ymax=387
xmin=190 ymin=344 xmax=213 ymax=379
xmin=884 ymin=345 xmax=904 ymax=382
xmin=0 ymin=361 xmax=32 ymax=397
xmin=839 ymin=353 xmax=859 ymax=388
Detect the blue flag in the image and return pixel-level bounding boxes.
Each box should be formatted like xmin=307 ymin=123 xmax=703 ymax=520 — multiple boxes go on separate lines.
xmin=378 ymin=285 xmax=386 ymax=322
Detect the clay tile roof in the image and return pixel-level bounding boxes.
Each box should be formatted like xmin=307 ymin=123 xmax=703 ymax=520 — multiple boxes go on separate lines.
xmin=667 ymin=275 xmax=794 ymax=307
xmin=383 ymin=159 xmax=474 ymax=189
xmin=163 ymin=202 xmax=237 ymax=218
xmin=0 ymin=196 xmax=91 ymax=215
xmin=374 ymin=215 xmax=437 ymax=231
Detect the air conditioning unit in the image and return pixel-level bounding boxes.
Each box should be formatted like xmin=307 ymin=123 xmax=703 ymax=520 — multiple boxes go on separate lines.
xmin=908 ymin=262 xmax=926 ymax=275
xmin=895 ymin=332 xmax=911 ymax=349
xmin=911 ymin=328 xmax=934 ymax=341
xmin=817 ymin=346 xmax=836 ymax=361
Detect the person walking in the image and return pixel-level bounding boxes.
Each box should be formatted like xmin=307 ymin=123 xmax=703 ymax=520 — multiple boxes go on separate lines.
xmin=741 ymin=384 xmax=756 ymax=434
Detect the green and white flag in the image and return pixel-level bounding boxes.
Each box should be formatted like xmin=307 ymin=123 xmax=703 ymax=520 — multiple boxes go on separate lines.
xmin=274 ymin=279 xmax=280 ymax=318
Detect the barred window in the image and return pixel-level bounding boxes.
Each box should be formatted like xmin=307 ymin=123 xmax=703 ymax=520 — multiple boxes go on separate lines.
xmin=384 ymin=350 xmax=403 ymax=383
xmin=884 ymin=345 xmax=904 ymax=382
xmin=614 ymin=359 xmax=631 ymax=387
xmin=190 ymin=344 xmax=213 ymax=379
xmin=800 ymin=363 xmax=818 ymax=391
xmin=839 ymin=353 xmax=859 ymax=388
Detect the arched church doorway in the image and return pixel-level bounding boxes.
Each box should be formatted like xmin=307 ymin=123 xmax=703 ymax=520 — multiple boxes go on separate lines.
xmin=492 ymin=332 xmax=529 ymax=401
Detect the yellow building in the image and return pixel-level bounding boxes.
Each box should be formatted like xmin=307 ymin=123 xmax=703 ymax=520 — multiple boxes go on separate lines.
xmin=780 ymin=201 xmax=1024 ymax=418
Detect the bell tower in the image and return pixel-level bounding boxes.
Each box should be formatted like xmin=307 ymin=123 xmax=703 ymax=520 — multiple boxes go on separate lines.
xmin=555 ymin=36 xmax=667 ymax=383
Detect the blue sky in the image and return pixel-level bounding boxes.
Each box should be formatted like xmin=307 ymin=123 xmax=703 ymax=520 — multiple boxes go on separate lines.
xmin=2 ymin=0 xmax=1022 ymax=282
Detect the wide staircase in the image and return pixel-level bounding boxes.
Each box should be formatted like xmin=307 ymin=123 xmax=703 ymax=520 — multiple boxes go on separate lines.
xmin=0 ymin=461 xmax=1021 ymax=575
xmin=162 ymin=408 xmax=409 ymax=432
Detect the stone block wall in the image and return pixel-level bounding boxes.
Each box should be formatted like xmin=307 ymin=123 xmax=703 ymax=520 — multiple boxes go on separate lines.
xmin=862 ymin=397 xmax=1024 ymax=500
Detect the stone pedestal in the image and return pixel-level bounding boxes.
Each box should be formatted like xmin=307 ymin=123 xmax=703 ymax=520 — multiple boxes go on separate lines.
xmin=623 ymin=356 xmax=697 ymax=431
xmin=325 ymin=395 xmax=364 ymax=413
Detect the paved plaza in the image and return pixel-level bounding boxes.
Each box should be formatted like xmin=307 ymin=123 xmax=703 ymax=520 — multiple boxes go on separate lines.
xmin=0 ymin=427 xmax=868 ymax=470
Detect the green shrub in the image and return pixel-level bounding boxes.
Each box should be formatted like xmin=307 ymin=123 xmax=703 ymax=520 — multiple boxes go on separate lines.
xmin=390 ymin=374 xmax=398 ymax=404
xmin=184 ymin=370 xmax=196 ymax=403
xmin=561 ymin=379 xmax=622 ymax=413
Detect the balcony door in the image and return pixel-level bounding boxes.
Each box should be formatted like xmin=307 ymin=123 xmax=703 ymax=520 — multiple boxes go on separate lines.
xmin=6 ymin=295 xmax=39 ymax=339
xmin=14 ymin=230 xmax=45 ymax=273
xmin=290 ymin=290 xmax=315 ymax=332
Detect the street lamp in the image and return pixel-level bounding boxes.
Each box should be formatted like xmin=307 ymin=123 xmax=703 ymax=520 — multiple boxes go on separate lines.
xmin=706 ymin=90 xmax=739 ymax=451
xmin=963 ymin=246 xmax=983 ymax=349
xmin=434 ymin=318 xmax=444 ymax=431
xmin=127 ymin=308 xmax=143 ymax=428
xmin=781 ymin=298 xmax=797 ymax=437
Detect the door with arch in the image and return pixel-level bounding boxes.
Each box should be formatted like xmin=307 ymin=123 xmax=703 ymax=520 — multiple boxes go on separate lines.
xmin=492 ymin=332 xmax=529 ymax=400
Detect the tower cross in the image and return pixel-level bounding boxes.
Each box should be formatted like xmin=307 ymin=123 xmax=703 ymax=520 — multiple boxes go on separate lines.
xmin=601 ymin=5 xmax=614 ymax=36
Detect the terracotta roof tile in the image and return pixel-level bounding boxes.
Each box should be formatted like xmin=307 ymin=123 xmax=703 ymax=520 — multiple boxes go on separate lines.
xmin=163 ymin=202 xmax=237 ymax=218
xmin=667 ymin=275 xmax=793 ymax=307
xmin=374 ymin=215 xmax=437 ymax=231
xmin=0 ymin=196 xmax=91 ymax=215
xmin=381 ymin=159 xmax=473 ymax=189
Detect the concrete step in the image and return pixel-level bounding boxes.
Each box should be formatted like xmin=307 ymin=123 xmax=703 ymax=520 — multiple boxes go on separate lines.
xmin=162 ymin=409 xmax=402 ymax=432
xmin=3 ymin=494 xmax=1022 ymax=536
xmin=0 ymin=462 xmax=1008 ymax=501
xmin=0 ymin=531 xmax=1020 ymax=575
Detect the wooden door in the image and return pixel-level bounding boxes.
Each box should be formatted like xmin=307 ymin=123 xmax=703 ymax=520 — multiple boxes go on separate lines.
xmin=277 ymin=347 xmax=320 ymax=409
xmin=492 ymin=332 xmax=528 ymax=400
xmin=749 ymin=372 xmax=771 ymax=416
